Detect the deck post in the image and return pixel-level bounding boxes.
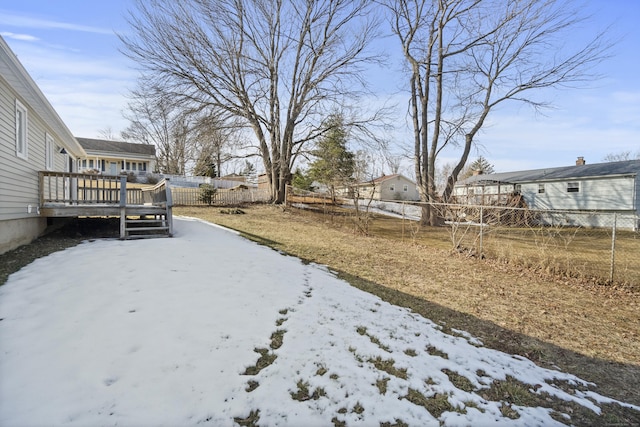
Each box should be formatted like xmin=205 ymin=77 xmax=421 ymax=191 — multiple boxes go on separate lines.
xmin=164 ymin=178 xmax=173 ymax=237
xmin=119 ymin=175 xmax=127 ymax=239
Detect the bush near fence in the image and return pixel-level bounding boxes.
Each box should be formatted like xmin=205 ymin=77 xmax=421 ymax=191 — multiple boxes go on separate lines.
xmin=171 ymin=187 xmax=271 ymax=206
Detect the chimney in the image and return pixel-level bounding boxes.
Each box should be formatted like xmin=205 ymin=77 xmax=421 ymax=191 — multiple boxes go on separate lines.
xmin=576 ymin=156 xmax=586 ymax=166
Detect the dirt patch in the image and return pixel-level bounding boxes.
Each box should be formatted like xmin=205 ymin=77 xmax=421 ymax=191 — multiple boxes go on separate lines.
xmin=0 ymin=218 xmax=120 ymax=286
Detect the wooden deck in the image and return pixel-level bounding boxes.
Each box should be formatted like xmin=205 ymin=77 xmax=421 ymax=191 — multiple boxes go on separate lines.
xmin=39 ymin=171 xmax=173 ymax=239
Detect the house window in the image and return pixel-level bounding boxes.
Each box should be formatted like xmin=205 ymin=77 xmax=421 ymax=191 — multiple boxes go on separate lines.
xmin=403 ymin=184 xmax=408 ymax=192
xmin=515 ymin=184 xmax=522 ymax=193
xmin=538 ymin=183 xmax=545 ymax=194
xmin=126 ymin=161 xmax=131 ymax=170
xmin=567 ymin=182 xmax=580 ymax=193
xmin=15 ymin=100 xmax=28 ymax=159
xmin=142 ymin=163 xmax=147 ymax=171
xmin=89 ymin=159 xmax=94 ymax=169
xmin=45 ymin=133 xmax=54 ymax=170
xmin=82 ymin=159 xmax=87 ymax=168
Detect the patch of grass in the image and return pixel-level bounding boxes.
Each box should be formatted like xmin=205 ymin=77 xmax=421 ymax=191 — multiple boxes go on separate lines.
xmin=356 ymin=326 xmax=391 ymax=353
xmin=442 ymin=369 xmax=476 ymax=393
xmin=290 ymin=380 xmax=325 ymax=401
xmin=243 ymin=348 xmax=277 ymax=375
xmin=245 ymin=380 xmax=259 ymax=392
xmin=499 ymin=403 xmax=520 ymax=420
xmin=380 ymin=420 xmax=408 ymax=427
xmin=376 ymin=377 xmax=390 ymax=394
xmin=275 ymin=318 xmax=287 ymax=326
xmin=425 ymin=345 xmax=449 ymax=359
xmin=270 ymin=329 xmax=286 ymax=350
xmin=368 ymin=356 xmax=407 ymax=379
xmin=463 ymin=400 xmax=485 ymax=414
xmin=404 ymin=389 xmax=455 ymax=418
xmin=331 ymin=416 xmax=346 ymax=427
xmin=352 ymin=402 xmax=364 ymax=414
xmin=233 ymin=409 xmax=260 ymax=426
xmin=315 ymin=365 xmax=328 ymax=376
xmin=482 ymin=376 xmax=539 ymax=407
xmin=404 ymin=348 xmax=418 ymax=357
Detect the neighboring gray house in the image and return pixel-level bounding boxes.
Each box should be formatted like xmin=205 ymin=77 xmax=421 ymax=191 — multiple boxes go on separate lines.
xmin=76 ymin=137 xmax=156 ymax=178
xmin=0 ymin=36 xmax=86 ymax=254
xmin=348 ymin=174 xmax=421 ymax=201
xmin=453 ymin=157 xmax=640 ymax=229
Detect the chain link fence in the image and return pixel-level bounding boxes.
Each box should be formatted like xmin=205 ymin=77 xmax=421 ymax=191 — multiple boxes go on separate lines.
xmin=366 ymin=200 xmax=639 ymax=286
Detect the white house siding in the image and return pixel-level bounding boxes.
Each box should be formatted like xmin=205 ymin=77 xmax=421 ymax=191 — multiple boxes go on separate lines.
xmin=453 ymin=174 xmax=639 ymax=230
xmin=520 ymin=176 xmax=636 ymax=212
xmin=1 ymin=36 xmax=85 ymax=254
xmin=376 ymin=175 xmax=420 ymax=201
xmin=1 ymin=78 xmax=48 ymax=251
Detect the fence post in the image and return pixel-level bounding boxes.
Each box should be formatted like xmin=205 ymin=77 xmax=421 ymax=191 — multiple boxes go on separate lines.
xmin=479 ymin=205 xmax=484 ymax=254
xmin=610 ymin=213 xmax=617 ymax=283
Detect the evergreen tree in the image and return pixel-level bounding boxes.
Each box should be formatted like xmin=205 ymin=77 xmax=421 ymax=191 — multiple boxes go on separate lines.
xmin=308 ymin=114 xmax=355 ymax=201
xmin=461 ymin=156 xmax=495 ymax=179
xmin=292 ymin=168 xmax=314 ymax=191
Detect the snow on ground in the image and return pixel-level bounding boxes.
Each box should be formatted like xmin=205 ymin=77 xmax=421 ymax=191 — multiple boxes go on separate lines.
xmin=0 ymin=217 xmax=637 ymax=426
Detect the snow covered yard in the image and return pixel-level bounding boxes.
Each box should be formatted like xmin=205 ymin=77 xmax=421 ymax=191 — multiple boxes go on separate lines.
xmin=0 ymin=217 xmax=637 ymax=426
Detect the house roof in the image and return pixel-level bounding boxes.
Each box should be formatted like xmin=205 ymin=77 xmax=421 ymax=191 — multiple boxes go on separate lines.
xmin=1 ymin=36 xmax=85 ymax=158
xmin=76 ymin=137 xmax=156 ymax=157
xmin=457 ymin=159 xmax=640 ymax=186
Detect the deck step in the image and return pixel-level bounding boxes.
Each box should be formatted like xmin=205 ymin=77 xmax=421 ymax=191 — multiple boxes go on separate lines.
xmin=121 ymin=208 xmax=173 ymax=240
xmin=125 ymin=226 xmax=170 ymax=232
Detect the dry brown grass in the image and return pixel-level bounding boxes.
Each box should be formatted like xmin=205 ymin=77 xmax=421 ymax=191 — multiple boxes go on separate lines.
xmin=176 ymin=205 xmax=640 ymax=411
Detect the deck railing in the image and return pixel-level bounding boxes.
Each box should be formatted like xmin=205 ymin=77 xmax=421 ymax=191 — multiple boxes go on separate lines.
xmin=39 ymin=172 xmax=145 ymax=206
xmin=141 ymin=178 xmax=173 ymax=207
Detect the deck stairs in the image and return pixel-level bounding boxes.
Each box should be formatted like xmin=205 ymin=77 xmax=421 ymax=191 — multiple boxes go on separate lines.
xmin=122 ymin=210 xmax=172 ymax=239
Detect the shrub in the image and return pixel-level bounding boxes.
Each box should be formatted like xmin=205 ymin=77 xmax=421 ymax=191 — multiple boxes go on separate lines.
xmin=126 ymin=172 xmax=137 ymax=183
xmin=199 ymin=184 xmax=217 ymax=205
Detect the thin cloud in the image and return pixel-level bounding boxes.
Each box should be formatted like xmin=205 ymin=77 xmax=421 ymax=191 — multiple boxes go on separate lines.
xmin=0 ymin=31 xmax=39 ymax=42
xmin=0 ymin=10 xmax=113 ymax=35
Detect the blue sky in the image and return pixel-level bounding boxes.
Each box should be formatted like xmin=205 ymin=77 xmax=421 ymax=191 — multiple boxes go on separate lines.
xmin=2 ymin=0 xmax=639 ymax=174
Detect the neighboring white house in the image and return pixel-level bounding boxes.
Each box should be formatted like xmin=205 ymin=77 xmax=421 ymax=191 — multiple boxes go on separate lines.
xmin=348 ymin=174 xmax=421 ymax=201
xmin=453 ymin=157 xmax=640 ymax=229
xmin=0 ymin=36 xmax=86 ymax=254
xmin=76 ymin=137 xmax=156 ymax=179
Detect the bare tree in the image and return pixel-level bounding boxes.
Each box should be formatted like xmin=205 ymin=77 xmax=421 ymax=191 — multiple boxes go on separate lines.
xmin=602 ymin=150 xmax=640 ymax=162
xmin=97 ymin=126 xmax=120 ymax=141
xmin=120 ymin=0 xmax=382 ymax=202
xmin=385 ymin=0 xmax=610 ymax=225
xmin=121 ymin=81 xmax=193 ymax=175
xmin=192 ymin=113 xmax=241 ymax=177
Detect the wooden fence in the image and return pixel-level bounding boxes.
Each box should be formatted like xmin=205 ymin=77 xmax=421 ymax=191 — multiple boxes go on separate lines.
xmin=171 ymin=187 xmax=271 ymax=206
